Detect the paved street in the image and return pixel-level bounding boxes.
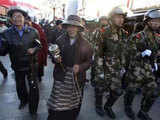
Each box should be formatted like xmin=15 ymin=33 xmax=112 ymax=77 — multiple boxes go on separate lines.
xmin=0 ymin=55 xmax=160 ymax=120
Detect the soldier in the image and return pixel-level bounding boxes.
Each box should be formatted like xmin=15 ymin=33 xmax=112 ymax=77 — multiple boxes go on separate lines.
xmin=95 ymin=6 xmax=129 ymax=118
xmin=92 ymin=16 xmax=109 ymax=116
xmin=124 ymin=9 xmax=160 ymax=120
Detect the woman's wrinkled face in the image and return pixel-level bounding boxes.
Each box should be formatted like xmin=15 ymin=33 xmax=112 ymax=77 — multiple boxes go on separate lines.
xmin=66 ymin=25 xmax=79 ymax=38
xmin=112 ymin=14 xmax=125 ymax=27
xmin=12 ymin=12 xmax=25 ymax=26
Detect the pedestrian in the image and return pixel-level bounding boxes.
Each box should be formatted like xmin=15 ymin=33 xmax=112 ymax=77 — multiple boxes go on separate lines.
xmin=0 ymin=6 xmax=41 ymax=116
xmin=26 ymin=15 xmax=48 ymax=82
xmin=48 ymin=19 xmax=65 ymax=44
xmin=0 ymin=18 xmax=8 ymax=79
xmin=47 ymin=15 xmax=93 ymax=120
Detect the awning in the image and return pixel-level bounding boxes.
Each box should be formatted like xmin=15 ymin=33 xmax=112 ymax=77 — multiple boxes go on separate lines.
xmin=0 ymin=0 xmax=17 ymax=8
xmin=0 ymin=0 xmax=38 ymax=10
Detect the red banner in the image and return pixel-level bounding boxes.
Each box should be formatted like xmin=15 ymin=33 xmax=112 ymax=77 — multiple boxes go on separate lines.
xmin=0 ymin=0 xmax=38 ymax=10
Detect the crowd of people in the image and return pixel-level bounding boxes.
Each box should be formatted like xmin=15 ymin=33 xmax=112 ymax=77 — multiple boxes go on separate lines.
xmin=0 ymin=5 xmax=160 ymax=120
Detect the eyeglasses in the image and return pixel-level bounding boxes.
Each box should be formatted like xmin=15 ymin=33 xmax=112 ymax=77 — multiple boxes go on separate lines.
xmin=12 ymin=15 xmax=24 ymax=20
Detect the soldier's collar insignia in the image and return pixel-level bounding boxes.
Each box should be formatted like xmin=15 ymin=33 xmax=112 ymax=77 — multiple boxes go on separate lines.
xmin=100 ymin=28 xmax=105 ymax=33
xmin=155 ymin=33 xmax=160 ymax=37
xmin=122 ymin=29 xmax=129 ymax=35
xmin=136 ymin=33 xmax=141 ymax=39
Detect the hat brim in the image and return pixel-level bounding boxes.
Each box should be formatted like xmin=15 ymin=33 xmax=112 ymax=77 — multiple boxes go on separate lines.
xmin=62 ymin=20 xmax=84 ymax=32
xmin=8 ymin=9 xmax=28 ymax=18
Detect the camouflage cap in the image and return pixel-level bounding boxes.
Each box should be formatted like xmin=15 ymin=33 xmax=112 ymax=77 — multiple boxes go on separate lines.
xmin=109 ymin=6 xmax=127 ymax=18
xmin=99 ymin=16 xmax=108 ymax=21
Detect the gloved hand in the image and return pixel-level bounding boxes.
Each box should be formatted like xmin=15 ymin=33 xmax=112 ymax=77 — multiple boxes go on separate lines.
xmin=141 ymin=49 xmax=152 ymax=57
xmin=120 ymin=68 xmax=126 ymax=78
xmin=98 ymin=73 xmax=104 ymax=80
xmin=152 ymin=63 xmax=158 ymax=72
xmin=98 ymin=57 xmax=103 ymax=66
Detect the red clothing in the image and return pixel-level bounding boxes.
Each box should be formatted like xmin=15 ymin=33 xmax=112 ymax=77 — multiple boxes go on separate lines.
xmin=32 ymin=22 xmax=48 ymax=66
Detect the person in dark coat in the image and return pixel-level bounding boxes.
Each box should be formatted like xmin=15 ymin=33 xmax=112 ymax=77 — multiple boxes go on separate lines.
xmin=0 ymin=18 xmax=8 ymax=79
xmin=26 ymin=16 xmax=48 ymax=82
xmin=0 ymin=6 xmax=41 ymax=116
xmin=47 ymin=15 xmax=93 ymax=120
xmin=48 ymin=19 xmax=65 ymax=44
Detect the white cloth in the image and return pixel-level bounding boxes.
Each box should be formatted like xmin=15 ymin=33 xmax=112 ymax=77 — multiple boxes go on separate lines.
xmin=70 ymin=38 xmax=76 ymax=46
xmin=152 ymin=63 xmax=158 ymax=72
xmin=141 ymin=49 xmax=152 ymax=57
xmin=120 ymin=68 xmax=126 ymax=78
xmin=0 ymin=26 xmax=8 ymax=33
xmin=98 ymin=57 xmax=103 ymax=66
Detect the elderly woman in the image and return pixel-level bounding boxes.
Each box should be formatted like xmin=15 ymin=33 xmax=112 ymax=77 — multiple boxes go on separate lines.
xmin=47 ymin=15 xmax=93 ymax=120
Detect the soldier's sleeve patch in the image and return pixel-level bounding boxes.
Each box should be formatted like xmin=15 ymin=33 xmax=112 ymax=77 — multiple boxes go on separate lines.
xmin=125 ymin=31 xmax=129 ymax=35
xmin=155 ymin=33 xmax=160 ymax=37
xmin=122 ymin=28 xmax=129 ymax=35
xmin=100 ymin=28 xmax=105 ymax=33
xmin=136 ymin=33 xmax=141 ymax=39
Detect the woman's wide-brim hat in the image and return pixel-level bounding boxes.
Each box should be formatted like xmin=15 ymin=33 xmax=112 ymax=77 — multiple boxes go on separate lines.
xmin=7 ymin=6 xmax=28 ymax=18
xmin=62 ymin=15 xmax=84 ymax=32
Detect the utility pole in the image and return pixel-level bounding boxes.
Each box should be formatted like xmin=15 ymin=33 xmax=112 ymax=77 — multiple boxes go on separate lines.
xmin=82 ymin=0 xmax=85 ymax=16
xmin=62 ymin=3 xmax=65 ymax=19
xmin=127 ymin=0 xmax=134 ymax=9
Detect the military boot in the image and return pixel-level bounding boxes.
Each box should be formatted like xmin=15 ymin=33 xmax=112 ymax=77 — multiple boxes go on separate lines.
xmin=104 ymin=105 xmax=116 ymax=119
xmin=104 ymin=94 xmax=118 ymax=119
xmin=125 ymin=106 xmax=135 ymax=120
xmin=95 ymin=87 xmax=105 ymax=116
xmin=124 ymin=89 xmax=136 ymax=120
xmin=137 ymin=95 xmax=156 ymax=120
xmin=96 ymin=107 xmax=105 ymax=116
xmin=0 ymin=61 xmax=8 ymax=79
xmin=137 ymin=110 xmax=152 ymax=120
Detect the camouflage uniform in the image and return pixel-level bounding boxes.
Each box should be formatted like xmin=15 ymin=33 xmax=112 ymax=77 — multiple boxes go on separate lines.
xmin=123 ymin=9 xmax=160 ymax=120
xmin=124 ymin=26 xmax=160 ymax=120
xmin=94 ymin=19 xmax=129 ymax=118
xmin=81 ymin=24 xmax=107 ymax=116
xmin=87 ymin=19 xmax=108 ymax=89
xmin=93 ymin=6 xmax=129 ymax=118
xmin=92 ymin=25 xmax=108 ymax=116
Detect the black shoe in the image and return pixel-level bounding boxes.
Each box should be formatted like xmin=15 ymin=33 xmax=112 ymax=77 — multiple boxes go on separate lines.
xmin=96 ymin=107 xmax=105 ymax=116
xmin=30 ymin=112 xmax=37 ymax=119
xmin=104 ymin=106 xmax=116 ymax=119
xmin=18 ymin=101 xmax=28 ymax=109
xmin=125 ymin=106 xmax=135 ymax=120
xmin=137 ymin=110 xmax=152 ymax=120
xmin=30 ymin=112 xmax=37 ymax=116
xmin=135 ymin=88 xmax=141 ymax=94
xmin=2 ymin=70 xmax=8 ymax=79
xmin=91 ymin=81 xmax=96 ymax=87
xmin=39 ymin=77 xmax=42 ymax=82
